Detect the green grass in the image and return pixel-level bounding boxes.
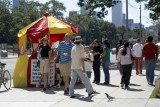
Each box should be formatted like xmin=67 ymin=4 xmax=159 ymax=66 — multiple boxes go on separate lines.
xmin=150 ymin=88 xmax=160 ymax=98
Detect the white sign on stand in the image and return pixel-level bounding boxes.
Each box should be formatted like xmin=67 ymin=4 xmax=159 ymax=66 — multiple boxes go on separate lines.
xmin=31 ymin=59 xmax=55 ymax=86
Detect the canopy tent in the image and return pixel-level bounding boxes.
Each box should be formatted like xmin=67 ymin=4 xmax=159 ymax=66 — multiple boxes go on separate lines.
xmin=13 ymin=12 xmax=78 ymax=87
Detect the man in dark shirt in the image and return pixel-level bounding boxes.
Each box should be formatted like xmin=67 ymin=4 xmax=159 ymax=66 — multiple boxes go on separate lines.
xmin=142 ymin=36 xmax=159 ymax=85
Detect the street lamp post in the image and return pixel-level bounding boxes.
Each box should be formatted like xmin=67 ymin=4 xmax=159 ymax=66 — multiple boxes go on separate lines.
xmin=126 ymin=0 xmax=129 ymax=39
xmin=140 ymin=4 xmax=142 ymax=38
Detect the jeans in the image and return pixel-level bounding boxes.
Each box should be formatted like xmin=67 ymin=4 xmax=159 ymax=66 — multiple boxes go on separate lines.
xmin=102 ymin=61 xmax=110 ymax=84
xmin=145 ymin=60 xmax=156 ymax=84
xmin=69 ymin=69 xmax=94 ymax=96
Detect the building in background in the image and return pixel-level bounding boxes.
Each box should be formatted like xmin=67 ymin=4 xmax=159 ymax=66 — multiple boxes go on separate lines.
xmin=132 ymin=23 xmax=144 ymax=29
xmin=80 ymin=0 xmax=89 ymax=14
xmin=69 ymin=11 xmax=79 ymax=17
xmin=128 ymin=19 xmax=134 ymax=29
xmin=112 ymin=1 xmax=123 ymax=27
xmin=13 ymin=0 xmax=20 ymax=8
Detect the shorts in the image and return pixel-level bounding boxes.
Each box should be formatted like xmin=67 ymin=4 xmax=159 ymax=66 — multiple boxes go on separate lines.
xmin=86 ymin=71 xmax=92 ymax=79
xmin=40 ymin=59 xmax=50 ymax=74
xmin=59 ymin=62 xmax=71 ymax=76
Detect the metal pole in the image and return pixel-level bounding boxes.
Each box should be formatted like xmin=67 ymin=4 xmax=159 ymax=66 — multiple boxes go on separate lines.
xmin=140 ymin=5 xmax=142 ymax=38
xmin=126 ymin=0 xmax=129 ymax=39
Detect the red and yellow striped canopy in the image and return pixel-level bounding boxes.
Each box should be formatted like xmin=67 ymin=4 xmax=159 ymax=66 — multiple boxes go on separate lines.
xmin=18 ymin=12 xmax=78 ymax=43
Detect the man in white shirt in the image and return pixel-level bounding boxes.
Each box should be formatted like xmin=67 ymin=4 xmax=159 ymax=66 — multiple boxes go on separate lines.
xmin=133 ymin=39 xmax=143 ymax=75
xmin=69 ymin=36 xmax=95 ymax=98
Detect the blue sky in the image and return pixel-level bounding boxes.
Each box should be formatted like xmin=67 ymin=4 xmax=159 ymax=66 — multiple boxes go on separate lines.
xmin=38 ymin=0 xmax=153 ymax=27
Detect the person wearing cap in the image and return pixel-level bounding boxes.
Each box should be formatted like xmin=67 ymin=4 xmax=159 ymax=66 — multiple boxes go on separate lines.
xmin=69 ymin=36 xmax=95 ymax=98
xmin=38 ymin=37 xmax=51 ymax=91
xmin=56 ymin=33 xmax=73 ymax=95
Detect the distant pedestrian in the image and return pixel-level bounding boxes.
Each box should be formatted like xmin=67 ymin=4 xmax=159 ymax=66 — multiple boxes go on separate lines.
xmin=56 ymin=33 xmax=73 ymax=95
xmin=117 ymin=39 xmax=127 ymax=75
xmin=142 ymin=36 xmax=159 ymax=85
xmin=69 ymin=36 xmax=95 ymax=98
xmin=101 ymin=39 xmax=110 ymax=85
xmin=118 ymin=41 xmax=134 ymax=89
xmin=84 ymin=46 xmax=94 ymax=80
xmin=91 ymin=39 xmax=103 ymax=84
xmin=133 ymin=38 xmax=143 ymax=75
xmin=116 ymin=40 xmax=123 ymax=60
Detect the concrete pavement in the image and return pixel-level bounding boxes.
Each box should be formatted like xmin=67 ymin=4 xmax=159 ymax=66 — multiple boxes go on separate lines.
xmin=0 ymin=68 xmax=159 ymax=107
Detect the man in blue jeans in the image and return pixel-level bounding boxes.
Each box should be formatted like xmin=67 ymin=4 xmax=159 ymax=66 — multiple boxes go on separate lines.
xmin=142 ymin=36 xmax=159 ymax=85
xmin=69 ymin=36 xmax=96 ymax=98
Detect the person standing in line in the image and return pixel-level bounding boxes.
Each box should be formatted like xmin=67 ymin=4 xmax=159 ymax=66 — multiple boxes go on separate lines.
xmin=91 ymin=39 xmax=103 ymax=84
xmin=38 ymin=37 xmax=51 ymax=91
xmin=69 ymin=36 xmax=95 ymax=98
xmin=118 ymin=41 xmax=134 ymax=89
xmin=133 ymin=39 xmax=143 ymax=75
xmin=56 ymin=33 xmax=73 ymax=95
xmin=142 ymin=36 xmax=159 ymax=85
xmin=84 ymin=46 xmax=94 ymax=80
xmin=101 ymin=39 xmax=110 ymax=85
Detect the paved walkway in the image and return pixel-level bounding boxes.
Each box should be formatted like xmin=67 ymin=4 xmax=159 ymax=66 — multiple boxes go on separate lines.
xmin=0 ymin=68 xmax=159 ymax=107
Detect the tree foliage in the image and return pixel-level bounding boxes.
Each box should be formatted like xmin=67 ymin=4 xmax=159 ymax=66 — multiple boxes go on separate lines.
xmin=67 ymin=14 xmax=117 ymax=46
xmin=0 ymin=0 xmax=66 ymax=44
xmin=145 ymin=0 xmax=160 ymax=21
xmin=78 ymin=0 xmax=160 ymax=21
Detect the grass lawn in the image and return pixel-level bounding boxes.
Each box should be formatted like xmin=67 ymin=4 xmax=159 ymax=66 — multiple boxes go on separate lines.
xmin=150 ymin=89 xmax=160 ymax=98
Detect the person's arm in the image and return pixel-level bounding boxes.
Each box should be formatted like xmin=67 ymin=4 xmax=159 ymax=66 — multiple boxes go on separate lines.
xmin=92 ymin=52 xmax=100 ymax=56
xmin=54 ymin=44 xmax=60 ymax=62
xmin=54 ymin=51 xmax=59 ymax=62
xmin=90 ymin=53 xmax=94 ymax=63
xmin=101 ymin=51 xmax=106 ymax=58
xmin=48 ymin=46 xmax=51 ymax=62
xmin=141 ymin=46 xmax=144 ymax=60
xmin=155 ymin=46 xmax=159 ymax=61
xmin=80 ymin=47 xmax=85 ymax=72
xmin=117 ymin=49 xmax=121 ymax=63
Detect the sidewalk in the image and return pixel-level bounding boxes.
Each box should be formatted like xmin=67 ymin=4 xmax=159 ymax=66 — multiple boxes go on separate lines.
xmin=0 ymin=68 xmax=160 ymax=107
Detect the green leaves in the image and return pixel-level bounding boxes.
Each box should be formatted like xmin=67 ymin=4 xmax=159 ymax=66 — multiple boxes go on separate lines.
xmin=146 ymin=0 xmax=160 ymax=21
xmin=78 ymin=0 xmax=113 ymax=18
xmin=67 ymin=14 xmax=117 ymax=46
xmin=0 ymin=0 xmax=66 ymax=44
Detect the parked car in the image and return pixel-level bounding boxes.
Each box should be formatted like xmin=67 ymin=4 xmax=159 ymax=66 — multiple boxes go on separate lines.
xmin=111 ymin=48 xmax=116 ymax=54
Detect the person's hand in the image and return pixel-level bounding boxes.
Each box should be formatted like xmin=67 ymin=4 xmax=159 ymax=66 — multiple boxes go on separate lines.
xmin=64 ymin=53 xmax=70 ymax=56
xmin=80 ymin=66 xmax=85 ymax=72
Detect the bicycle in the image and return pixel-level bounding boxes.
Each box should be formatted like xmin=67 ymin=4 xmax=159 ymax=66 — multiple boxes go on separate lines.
xmin=0 ymin=62 xmax=11 ymax=90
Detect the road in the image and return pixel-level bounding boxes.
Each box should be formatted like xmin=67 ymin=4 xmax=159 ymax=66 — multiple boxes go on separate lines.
xmin=0 ymin=57 xmax=17 ymax=77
